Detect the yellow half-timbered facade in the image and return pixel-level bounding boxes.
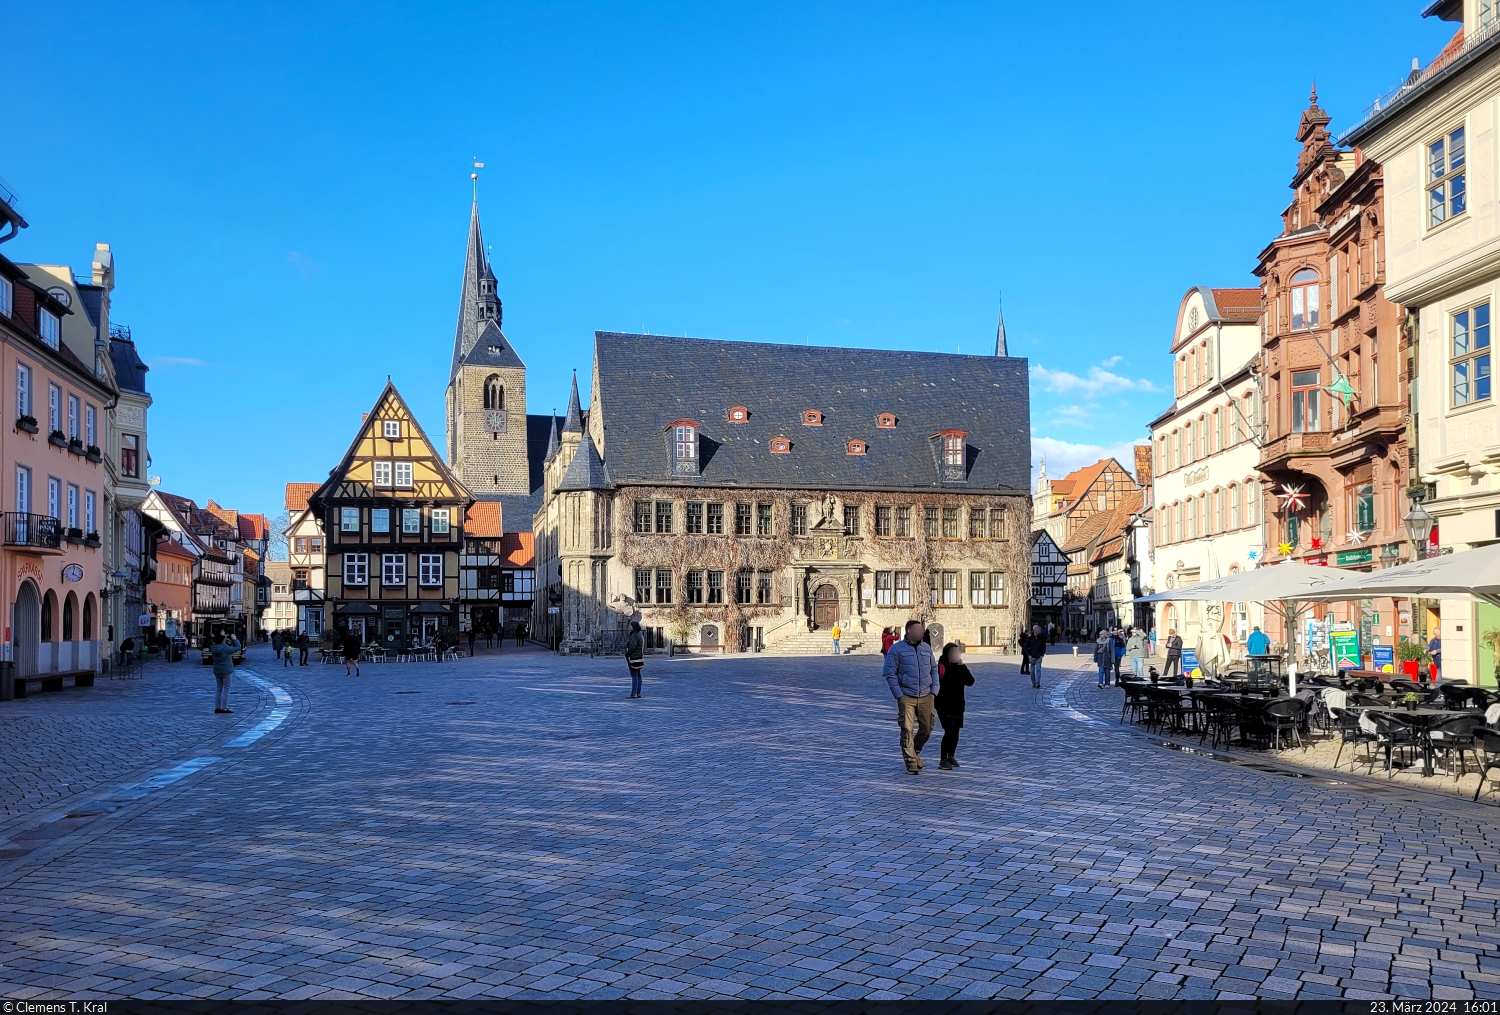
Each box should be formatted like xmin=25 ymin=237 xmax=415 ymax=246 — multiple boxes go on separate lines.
xmin=310 ymin=382 xmax=473 ymax=651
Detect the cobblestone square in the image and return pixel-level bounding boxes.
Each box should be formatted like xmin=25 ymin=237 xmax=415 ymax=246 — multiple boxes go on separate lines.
xmin=3 ymin=643 xmax=1500 ymax=1000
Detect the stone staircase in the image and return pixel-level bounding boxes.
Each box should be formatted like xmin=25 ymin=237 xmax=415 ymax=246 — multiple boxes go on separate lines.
xmin=762 ymin=630 xmax=874 ymax=656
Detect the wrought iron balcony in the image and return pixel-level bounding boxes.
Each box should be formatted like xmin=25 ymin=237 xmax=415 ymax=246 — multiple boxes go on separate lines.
xmin=3 ymin=512 xmax=62 ymax=551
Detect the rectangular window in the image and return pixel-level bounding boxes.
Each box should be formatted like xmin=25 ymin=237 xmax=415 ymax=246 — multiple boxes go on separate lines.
xmin=38 ymin=309 xmax=60 ymax=349
xmin=685 ymin=502 xmax=703 ymax=534
xmin=735 ymin=502 xmax=751 ymax=536
xmin=47 ymin=477 xmax=59 ymax=520
xmin=790 ymin=503 xmax=807 ymax=536
xmin=875 ymin=506 xmax=892 ymax=537
xmin=1353 ymin=481 xmax=1375 ymax=533
xmin=403 ymin=508 xmax=421 ymax=534
xmin=942 ymin=506 xmax=959 ymax=539
xmin=419 ymin=553 xmax=443 ymax=586
xmin=686 ymin=569 xmax=704 ymax=604
xmin=341 ymin=506 xmax=360 ymax=532
xmin=707 ymin=569 xmax=724 ymax=604
xmin=1429 ymin=126 xmax=1467 ymax=227
xmin=1230 ymin=406 xmax=1242 ymax=445
xmin=757 ymin=571 xmax=772 ymax=605
xmin=1453 ymin=303 xmax=1492 ymax=407
xmin=1230 ymin=487 xmax=1241 ymax=530
xmin=942 ymin=434 xmax=963 ymax=467
xmin=989 ymin=573 xmax=1004 ymax=607
xmin=842 ymin=505 xmax=859 ymax=536
xmin=893 ymin=506 xmax=910 ymax=537
xmin=925 ymin=506 xmax=939 ymax=539
xmin=15 ymin=465 xmax=28 ymax=514
xmin=394 ymin=462 xmax=413 ymax=488
xmin=119 ymin=433 xmax=140 ymax=478
xmin=67 ymin=395 xmax=78 ymax=439
xmin=344 ymin=553 xmax=368 ymax=586
xmin=654 ymin=501 xmax=674 ymax=534
xmin=85 ymin=404 xmax=96 ymax=446
xmin=430 ymin=509 xmax=450 ymax=534
xmin=383 ymin=420 xmax=401 ymax=439
xmin=969 ymin=507 xmax=987 ymax=539
xmin=48 ymin=383 xmax=59 ymax=432
xmin=970 ymin=571 xmax=987 ymax=606
xmin=990 ymin=508 xmax=1007 ymax=539
xmin=735 ymin=569 xmax=752 ymax=604
xmin=634 ymin=501 xmax=652 ymax=534
xmin=941 ymin=571 xmax=958 ymax=606
xmin=895 ymin=570 xmax=911 ymax=606
xmin=0 ymin=276 xmax=10 ymax=317
xmin=66 ymin=484 xmax=78 ymax=528
xmin=655 ymin=568 xmax=673 ymax=604
xmin=634 ymin=567 xmax=652 ymax=604
xmin=706 ymin=502 xmax=724 ymax=535
xmin=371 ymin=508 xmax=390 ymax=533
xmin=757 ymin=503 xmax=773 ymax=537
xmin=382 ymin=553 xmax=406 ymax=586
xmin=85 ymin=487 xmax=97 ymax=530
xmin=1291 ymin=370 xmax=1321 ymax=432
xmin=373 ymin=461 xmax=392 ymax=487
xmin=295 ymin=537 xmax=308 ymax=554
xmin=876 ymin=570 xmax=893 ymax=605
xmin=674 ymin=425 xmax=696 ymax=460
xmin=16 ymin=363 xmax=29 ymax=418
xmin=311 ymin=537 xmax=323 ymax=552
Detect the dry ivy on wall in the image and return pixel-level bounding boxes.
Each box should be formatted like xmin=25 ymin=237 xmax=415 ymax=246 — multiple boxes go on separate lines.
xmin=612 ymin=486 xmax=1034 ymax=651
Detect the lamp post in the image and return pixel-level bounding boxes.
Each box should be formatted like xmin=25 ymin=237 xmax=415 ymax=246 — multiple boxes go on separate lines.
xmin=1404 ymin=489 xmax=1436 ymax=561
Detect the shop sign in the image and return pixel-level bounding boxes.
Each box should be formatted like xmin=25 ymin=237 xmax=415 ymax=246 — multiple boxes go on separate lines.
xmin=1306 ymin=555 xmax=1328 ymax=566
xmin=1336 ymin=548 xmax=1373 ymax=566
xmin=1372 ymin=644 xmax=1394 ymax=673
xmin=1329 ymin=626 xmax=1361 ymax=670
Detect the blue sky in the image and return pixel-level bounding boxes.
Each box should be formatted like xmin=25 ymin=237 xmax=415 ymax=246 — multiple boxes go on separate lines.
xmin=0 ymin=2 xmax=1453 ymax=521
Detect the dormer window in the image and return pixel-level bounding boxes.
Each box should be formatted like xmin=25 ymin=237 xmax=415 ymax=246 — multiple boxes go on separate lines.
xmin=38 ymin=308 xmax=60 ymax=350
xmin=674 ymin=424 xmax=697 ymax=460
xmin=771 ymin=436 xmax=791 ymax=454
xmin=847 ymin=439 xmax=867 ymax=456
xmin=728 ymin=405 xmax=749 ymax=423
xmin=802 ymin=410 xmax=822 ymax=426
xmin=876 ymin=413 xmax=896 ymax=429
xmin=932 ymin=430 xmax=967 ymax=467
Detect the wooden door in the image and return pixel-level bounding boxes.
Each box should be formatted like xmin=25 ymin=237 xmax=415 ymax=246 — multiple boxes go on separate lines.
xmin=812 ymin=585 xmax=839 ymax=629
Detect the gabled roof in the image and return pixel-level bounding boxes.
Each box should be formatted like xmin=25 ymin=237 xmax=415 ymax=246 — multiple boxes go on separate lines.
xmin=465 ymin=501 xmax=503 ymax=538
xmin=265 ymin=560 xmax=291 ymax=584
xmin=459 ymin=320 xmax=525 ymax=370
xmin=155 ymin=534 xmax=196 ymax=561
xmin=285 ymin=483 xmax=319 ymax=512
xmin=556 ymin=432 xmax=611 ymax=492
xmin=238 ymin=513 xmax=268 ymax=540
xmin=499 ymin=531 xmax=534 ymax=567
xmin=1048 ymin=459 xmax=1113 ymax=507
xmin=591 ymin=332 xmax=1029 ymax=493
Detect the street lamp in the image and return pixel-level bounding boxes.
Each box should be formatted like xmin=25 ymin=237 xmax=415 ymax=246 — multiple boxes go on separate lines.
xmin=1404 ymin=489 xmax=1436 ymax=561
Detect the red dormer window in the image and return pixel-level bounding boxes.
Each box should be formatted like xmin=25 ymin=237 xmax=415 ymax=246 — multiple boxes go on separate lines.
xmin=933 ymin=429 xmax=968 ymax=467
xmin=728 ymin=405 xmax=749 ymax=423
xmin=771 ymin=435 xmax=791 ymax=454
xmin=802 ymin=409 xmax=822 ymax=426
xmin=847 ymin=439 xmax=867 ymax=456
xmin=876 ymin=413 xmax=896 ymax=429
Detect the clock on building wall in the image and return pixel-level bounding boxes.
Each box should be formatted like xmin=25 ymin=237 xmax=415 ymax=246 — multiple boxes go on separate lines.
xmin=484 ymin=410 xmax=508 ymax=433
xmin=61 ymin=564 xmax=83 ymax=583
xmin=46 ymin=287 xmax=71 ymax=308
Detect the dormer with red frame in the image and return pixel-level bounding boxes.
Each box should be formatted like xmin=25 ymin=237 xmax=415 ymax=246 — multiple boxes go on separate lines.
xmin=770 ymin=435 xmax=791 ymax=454
xmin=876 ymin=412 xmax=896 ymax=429
xmin=664 ymin=418 xmax=703 ymax=476
xmin=801 ymin=409 xmax=823 ymax=426
xmin=727 ymin=405 xmax=749 ymax=423
xmin=930 ymin=428 xmax=970 ymax=485
xmin=847 ymin=439 xmax=867 ymax=456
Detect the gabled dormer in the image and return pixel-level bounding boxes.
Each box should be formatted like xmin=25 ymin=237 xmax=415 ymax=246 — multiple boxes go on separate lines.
xmin=929 ymin=428 xmax=970 ymax=485
xmin=664 ymin=418 xmax=703 ymax=477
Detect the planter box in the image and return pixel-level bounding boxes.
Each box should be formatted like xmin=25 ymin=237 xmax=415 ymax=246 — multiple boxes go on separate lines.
xmin=47 ymin=432 xmax=67 ymax=448
xmin=66 ymin=440 xmax=84 ymax=456
xmin=84 ymin=446 xmax=102 ymax=463
xmin=15 ymin=418 xmax=38 ymax=435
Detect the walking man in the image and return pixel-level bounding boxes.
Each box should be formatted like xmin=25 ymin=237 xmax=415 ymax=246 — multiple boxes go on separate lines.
xmin=1125 ymin=627 xmax=1147 ymax=680
xmin=883 ymin=620 xmax=938 ymax=774
xmin=467 ymin=626 xmax=477 ymax=657
xmin=515 ymin=621 xmax=527 ymax=647
xmin=831 ymin=621 xmax=842 ymax=655
xmin=1025 ymin=624 xmax=1047 ymax=688
xmin=1163 ymin=629 xmax=1183 ymax=680
xmin=624 ymin=620 xmax=646 ymax=698
xmin=342 ymin=628 xmax=362 ymax=676
xmin=297 ymin=629 xmax=310 ymax=666
xmin=210 ymin=631 xmax=240 ymax=714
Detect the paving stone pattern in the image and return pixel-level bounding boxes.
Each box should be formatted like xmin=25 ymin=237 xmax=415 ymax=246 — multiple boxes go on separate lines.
xmin=2 ymin=644 xmax=1499 ymax=1000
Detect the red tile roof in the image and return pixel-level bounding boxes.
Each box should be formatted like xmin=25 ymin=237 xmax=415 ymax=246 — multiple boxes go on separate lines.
xmin=155 ymin=535 xmax=195 ymax=561
xmin=1210 ymin=287 xmax=1262 ymax=320
xmin=465 ymin=501 xmax=504 ymax=537
xmin=238 ymin=513 xmax=268 ymax=540
xmin=285 ymin=483 xmax=319 ymax=512
xmin=500 ymin=532 xmax=534 ymax=567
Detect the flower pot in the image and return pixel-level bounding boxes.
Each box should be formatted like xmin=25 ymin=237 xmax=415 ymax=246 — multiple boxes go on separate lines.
xmin=47 ymin=431 xmax=67 ymax=448
xmin=1402 ymin=659 xmax=1420 ymax=679
xmin=66 ymin=439 xmax=84 ymax=456
xmin=1405 ymin=701 xmax=1418 ymax=712
xmin=16 ymin=417 xmax=38 ymax=435
xmin=85 ymin=446 xmax=102 ymax=463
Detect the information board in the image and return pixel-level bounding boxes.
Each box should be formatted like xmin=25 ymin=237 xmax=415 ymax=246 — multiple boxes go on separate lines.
xmin=1182 ymin=647 xmax=1199 ymax=678
xmin=1371 ymin=644 xmax=1394 ymax=673
xmin=1329 ymin=627 xmax=1361 ymax=670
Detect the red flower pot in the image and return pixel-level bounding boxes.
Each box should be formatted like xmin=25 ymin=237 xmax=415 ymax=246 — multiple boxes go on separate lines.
xmin=1402 ymin=660 xmax=1420 ymax=680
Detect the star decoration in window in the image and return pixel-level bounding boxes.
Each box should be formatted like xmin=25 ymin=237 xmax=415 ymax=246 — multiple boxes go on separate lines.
xmin=1346 ymin=529 xmax=1367 ymax=544
xmin=1279 ymin=483 xmax=1309 ymax=513
xmin=1278 ymin=541 xmax=1294 ymax=555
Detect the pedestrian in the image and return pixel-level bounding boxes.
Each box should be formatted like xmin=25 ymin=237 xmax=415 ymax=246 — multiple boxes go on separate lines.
xmin=467 ymin=626 xmax=477 ymax=656
xmin=1246 ymin=625 xmax=1271 ymax=658
xmin=1149 ymin=628 xmax=1158 ymax=657
xmin=271 ymin=629 xmax=283 ymax=659
xmin=484 ymin=624 xmax=494 ymax=649
xmin=1163 ymin=629 xmax=1183 ymax=680
xmin=1025 ymin=624 xmax=1047 ymax=688
xmin=882 ymin=620 xmax=938 ymax=775
xmin=515 ymin=621 xmax=526 ymax=647
xmin=281 ymin=637 xmax=293 ymax=667
xmin=1428 ymin=628 xmax=1442 ymax=681
xmin=831 ymin=621 xmax=842 ymax=655
xmin=1125 ymin=627 xmax=1147 ymax=680
xmin=1094 ymin=631 xmax=1113 ymax=688
xmin=342 ymin=628 xmax=362 ymax=676
xmin=297 ymin=629 xmax=310 ymax=666
xmin=624 ymin=620 xmax=646 ymax=698
xmin=880 ymin=626 xmax=895 ymax=655
xmin=936 ymin=642 xmax=974 ymax=771
xmin=1111 ymin=627 xmax=1126 ymax=683
xmin=210 ymin=631 xmax=240 ymax=714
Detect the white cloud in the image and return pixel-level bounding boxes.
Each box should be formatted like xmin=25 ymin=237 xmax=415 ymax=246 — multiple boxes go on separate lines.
xmin=1100 ymin=355 xmax=1123 ymax=368
xmin=1031 ymin=361 xmax=1157 ymax=397
xmin=1030 ymin=435 xmax=1146 ymax=488
xmin=1047 ymin=404 xmax=1094 ymax=427
xmin=286 ymin=251 xmax=323 ymax=279
xmin=150 ymin=356 xmax=207 ymax=367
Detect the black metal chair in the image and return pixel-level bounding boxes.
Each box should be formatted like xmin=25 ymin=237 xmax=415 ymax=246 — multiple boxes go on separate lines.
xmin=1119 ymin=683 xmax=1148 ymax=725
xmin=1473 ymin=728 xmax=1500 ymax=802
xmin=1330 ymin=705 xmax=1376 ymax=770
xmin=1429 ymin=714 xmax=1484 ymax=779
xmin=1366 ymin=712 xmax=1420 ymax=777
xmin=1261 ymin=698 xmax=1309 ymax=750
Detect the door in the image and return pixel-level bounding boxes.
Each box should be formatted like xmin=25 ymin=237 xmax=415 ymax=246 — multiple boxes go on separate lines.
xmin=13 ymin=581 xmax=38 ymax=677
xmin=812 ymin=584 xmax=839 ymax=630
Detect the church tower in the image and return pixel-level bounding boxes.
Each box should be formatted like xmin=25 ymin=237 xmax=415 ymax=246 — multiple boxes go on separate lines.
xmin=445 ymin=198 xmax=532 ymax=497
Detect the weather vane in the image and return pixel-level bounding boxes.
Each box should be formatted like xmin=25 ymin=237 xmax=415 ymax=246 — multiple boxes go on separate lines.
xmin=471 ymin=159 xmax=485 ymax=200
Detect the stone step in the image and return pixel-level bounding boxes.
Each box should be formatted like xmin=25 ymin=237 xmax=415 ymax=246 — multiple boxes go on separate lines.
xmin=762 ymin=631 xmax=873 ymax=655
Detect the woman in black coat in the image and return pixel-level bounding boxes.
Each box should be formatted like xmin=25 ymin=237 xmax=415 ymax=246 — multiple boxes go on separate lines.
xmin=936 ymin=642 xmax=975 ymax=770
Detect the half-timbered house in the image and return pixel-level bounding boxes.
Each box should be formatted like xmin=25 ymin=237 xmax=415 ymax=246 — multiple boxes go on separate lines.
xmin=310 ymin=383 xmax=472 ymax=651
xmin=1029 ymin=529 xmax=1066 ymax=632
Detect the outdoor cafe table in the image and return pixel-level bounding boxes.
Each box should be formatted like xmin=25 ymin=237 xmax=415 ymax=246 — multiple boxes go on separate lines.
xmin=1356 ymin=705 xmax=1470 ymax=777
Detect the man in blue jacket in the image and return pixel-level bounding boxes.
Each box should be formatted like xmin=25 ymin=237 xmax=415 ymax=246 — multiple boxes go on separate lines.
xmin=882 ymin=619 xmax=939 ymax=775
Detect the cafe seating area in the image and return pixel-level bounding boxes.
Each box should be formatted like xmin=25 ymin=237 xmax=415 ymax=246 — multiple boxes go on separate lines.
xmin=1117 ymin=668 xmax=1500 ymax=800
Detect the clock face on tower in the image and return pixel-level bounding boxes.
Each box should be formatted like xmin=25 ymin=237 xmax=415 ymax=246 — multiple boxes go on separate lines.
xmin=484 ymin=410 xmax=508 ymax=433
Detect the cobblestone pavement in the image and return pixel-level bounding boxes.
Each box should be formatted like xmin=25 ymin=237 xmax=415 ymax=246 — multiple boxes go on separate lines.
xmin=3 ymin=646 xmax=1500 ymax=1000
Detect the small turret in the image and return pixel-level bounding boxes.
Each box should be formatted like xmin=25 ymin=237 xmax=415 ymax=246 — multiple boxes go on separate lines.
xmin=562 ymin=372 xmax=583 ymax=435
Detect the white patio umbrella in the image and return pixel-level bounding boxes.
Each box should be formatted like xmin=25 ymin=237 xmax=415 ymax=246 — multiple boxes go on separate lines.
xmin=1290 ymin=542 xmax=1500 ymax=608
xmin=1134 ymin=562 xmax=1354 ymax=604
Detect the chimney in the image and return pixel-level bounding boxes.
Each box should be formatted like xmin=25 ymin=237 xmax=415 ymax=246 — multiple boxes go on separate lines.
xmin=1134 ymin=443 xmax=1153 ymax=488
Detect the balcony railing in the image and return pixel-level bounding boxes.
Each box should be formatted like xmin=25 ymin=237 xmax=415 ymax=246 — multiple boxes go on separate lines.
xmin=3 ymin=512 xmax=62 ymax=550
xmin=1350 ymin=19 xmax=1500 ymax=133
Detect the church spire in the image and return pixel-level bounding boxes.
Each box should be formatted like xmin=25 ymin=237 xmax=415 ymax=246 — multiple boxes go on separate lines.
xmin=543 ymin=411 xmax=560 ymax=463
xmin=994 ymin=296 xmax=1008 ymax=357
xmin=450 ymin=198 xmax=501 ymax=380
xmin=562 ymin=371 xmax=583 ymax=434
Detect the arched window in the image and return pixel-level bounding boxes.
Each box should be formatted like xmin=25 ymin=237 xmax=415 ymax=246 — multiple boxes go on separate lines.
xmin=1216 ymin=487 xmax=1227 ymax=533
xmin=83 ymin=594 xmax=94 ymax=640
xmin=63 ymin=593 xmax=75 ymax=642
xmin=42 ymin=591 xmax=55 ymax=642
xmin=1229 ymin=483 xmax=1240 ymax=530
xmin=1184 ymin=422 xmax=1194 ymax=463
xmin=1175 ymin=501 xmax=1184 ymax=540
xmin=1215 ymin=408 xmax=1225 ymax=452
xmin=1198 ymin=415 xmax=1208 ymax=459
xmin=1290 ymin=268 xmax=1319 ymax=330
xmin=483 ymin=375 xmax=503 ymax=410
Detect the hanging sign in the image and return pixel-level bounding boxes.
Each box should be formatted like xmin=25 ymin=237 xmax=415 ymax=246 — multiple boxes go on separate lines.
xmin=1329 ymin=627 xmax=1361 ymax=670
xmin=1372 ymin=644 xmax=1395 ymax=673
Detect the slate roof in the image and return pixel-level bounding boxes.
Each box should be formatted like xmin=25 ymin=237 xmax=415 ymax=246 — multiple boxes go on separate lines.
xmin=458 ymin=320 xmax=526 ymax=370
xmin=109 ymin=334 xmax=149 ymax=394
xmin=591 ymin=332 xmax=1030 ymax=494
xmin=562 ymin=374 xmax=583 ymax=434
xmin=556 ymin=433 xmax=610 ymax=492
